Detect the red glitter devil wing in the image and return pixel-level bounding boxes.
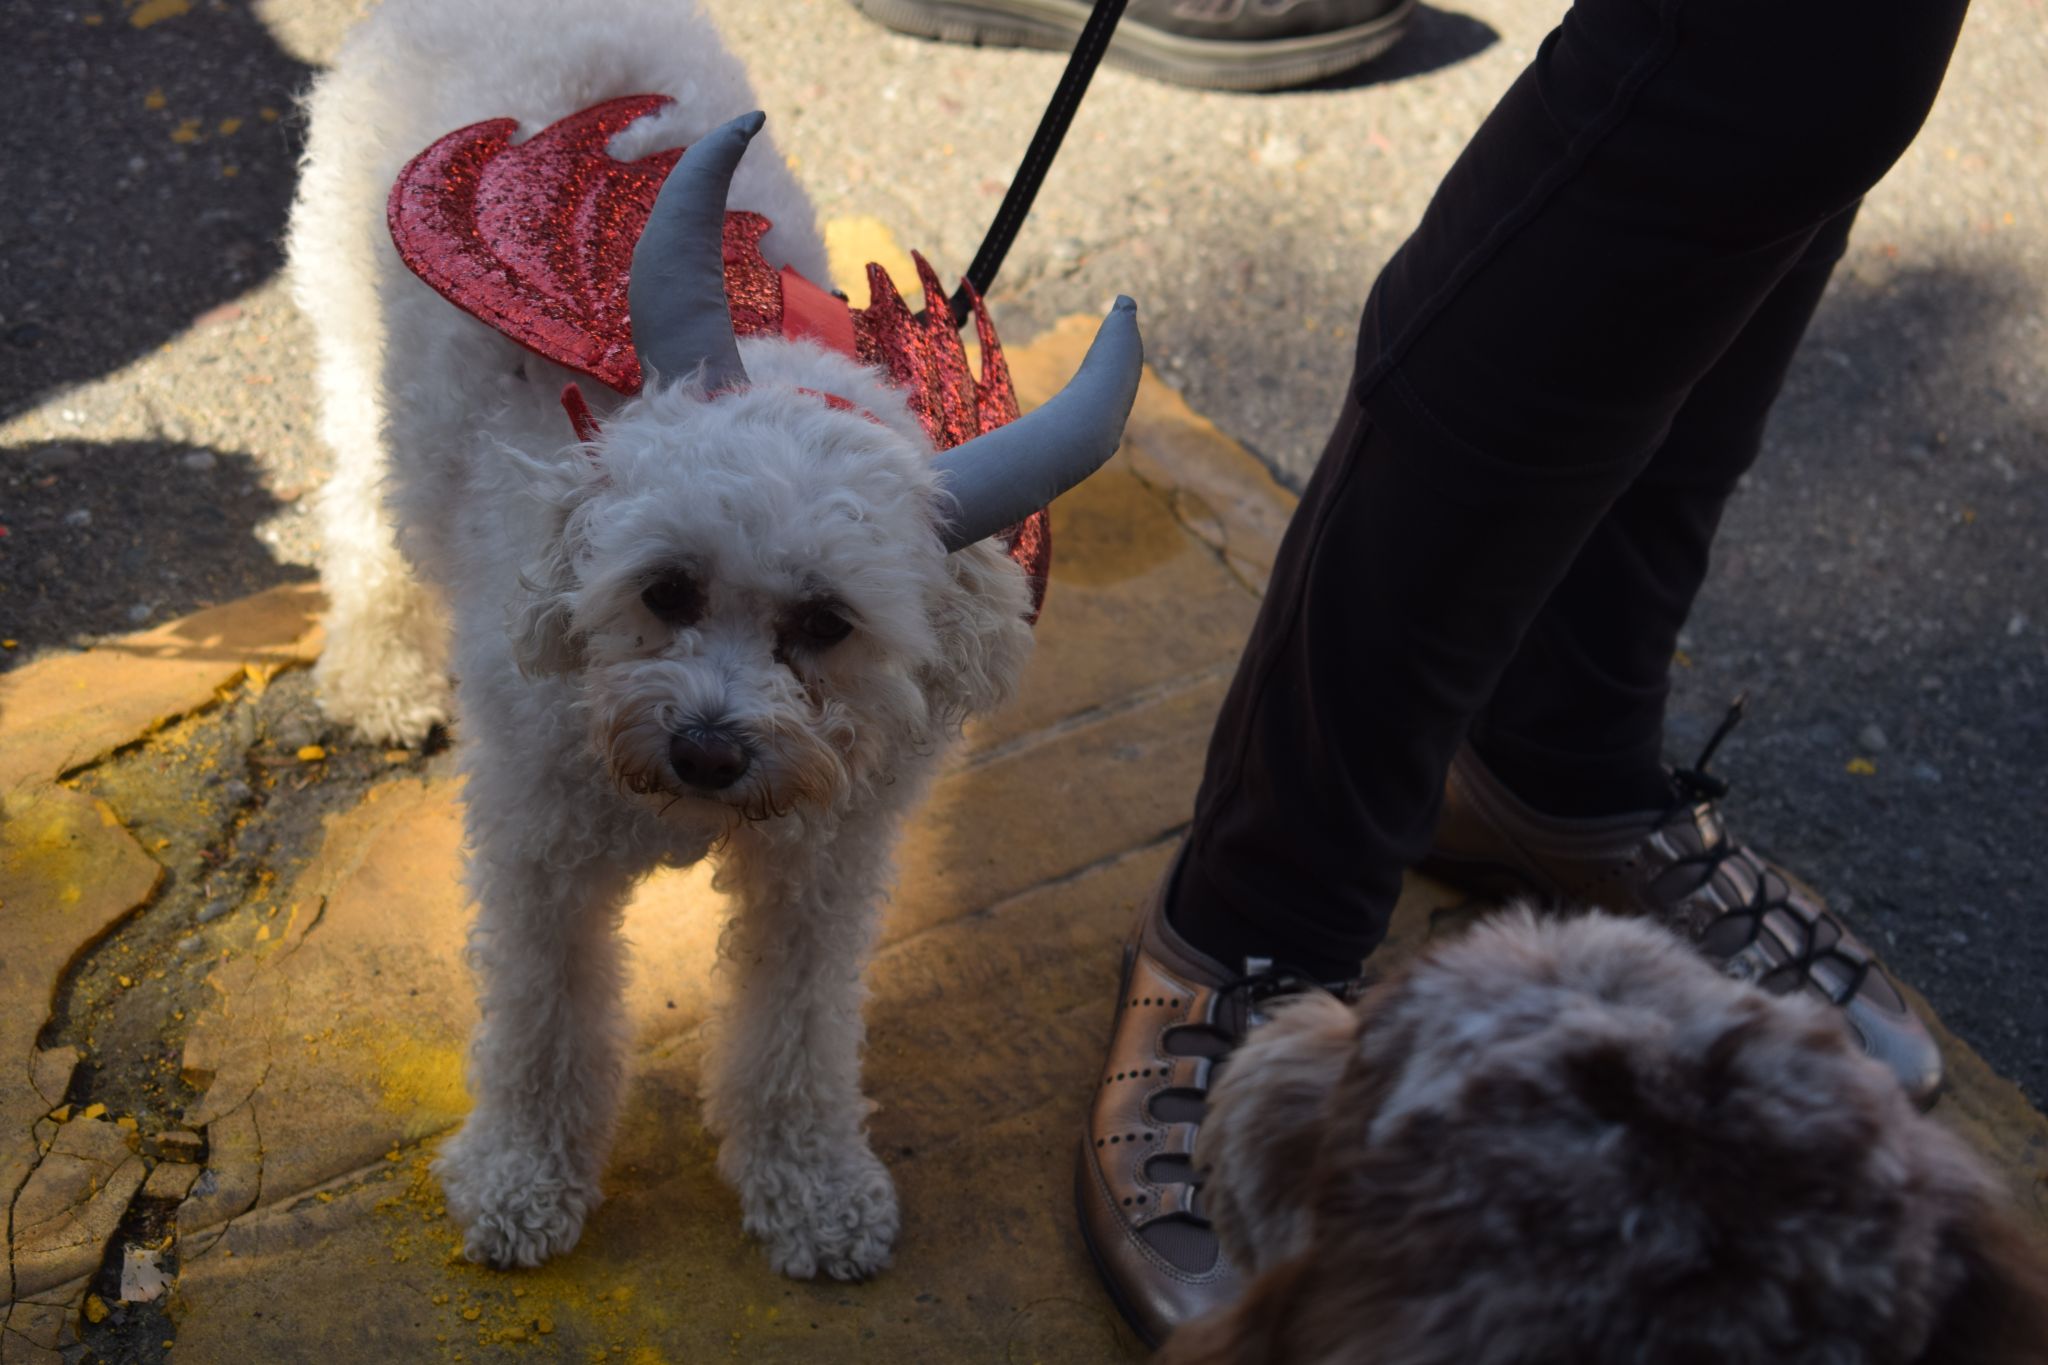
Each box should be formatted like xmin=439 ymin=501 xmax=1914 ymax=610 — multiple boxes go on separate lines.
xmin=390 ymin=96 xmax=1051 ymax=613
xmin=388 ymin=94 xmax=783 ymax=394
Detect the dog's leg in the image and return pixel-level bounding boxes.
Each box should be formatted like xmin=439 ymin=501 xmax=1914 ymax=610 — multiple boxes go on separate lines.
xmin=309 ymin=382 xmax=450 ymax=746
xmin=434 ymin=768 xmax=641 ymax=1268
xmin=707 ymin=810 xmax=902 ymax=1280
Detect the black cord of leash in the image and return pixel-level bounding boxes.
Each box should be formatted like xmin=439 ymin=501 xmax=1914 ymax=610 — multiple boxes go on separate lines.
xmin=941 ymin=0 xmax=1130 ymax=327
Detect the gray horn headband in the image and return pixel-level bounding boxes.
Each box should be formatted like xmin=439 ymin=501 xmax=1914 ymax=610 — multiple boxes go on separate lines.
xmin=628 ymin=110 xmax=762 ymax=393
xmin=629 ymin=112 xmax=1144 ymax=553
xmin=932 ymin=296 xmax=1143 ymax=552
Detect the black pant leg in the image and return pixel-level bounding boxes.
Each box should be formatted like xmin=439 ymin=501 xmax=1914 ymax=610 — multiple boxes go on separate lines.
xmin=1469 ymin=204 xmax=1863 ymax=818
xmin=1171 ymin=0 xmax=1968 ymax=975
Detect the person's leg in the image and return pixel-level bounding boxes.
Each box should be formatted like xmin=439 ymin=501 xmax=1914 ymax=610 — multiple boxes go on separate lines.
xmin=1172 ymin=0 xmax=1965 ymax=977
xmin=1464 ymin=204 xmax=1861 ymax=818
xmin=1080 ymin=0 xmax=1967 ymax=1342
xmin=1421 ymin=194 xmax=1942 ymax=1108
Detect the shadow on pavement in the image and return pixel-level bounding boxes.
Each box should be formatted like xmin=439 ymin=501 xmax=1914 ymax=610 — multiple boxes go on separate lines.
xmin=1675 ymin=260 xmax=2048 ymax=1105
xmin=0 ymin=439 xmax=312 ymax=666
xmin=1299 ymin=4 xmax=1500 ymax=92
xmin=0 ymin=0 xmax=314 ymax=419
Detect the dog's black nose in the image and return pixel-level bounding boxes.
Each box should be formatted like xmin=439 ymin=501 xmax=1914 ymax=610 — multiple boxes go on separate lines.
xmin=669 ymin=726 xmax=751 ymax=791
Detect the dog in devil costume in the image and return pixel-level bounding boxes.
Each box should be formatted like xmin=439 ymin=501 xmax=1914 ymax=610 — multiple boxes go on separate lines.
xmin=288 ymin=0 xmax=1140 ymax=1275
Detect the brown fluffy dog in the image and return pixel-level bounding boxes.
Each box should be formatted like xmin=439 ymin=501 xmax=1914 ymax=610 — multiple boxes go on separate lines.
xmin=1161 ymin=910 xmax=2048 ymax=1365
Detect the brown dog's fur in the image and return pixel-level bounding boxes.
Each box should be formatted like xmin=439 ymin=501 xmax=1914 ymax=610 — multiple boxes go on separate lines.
xmin=1160 ymin=910 xmax=2048 ymax=1365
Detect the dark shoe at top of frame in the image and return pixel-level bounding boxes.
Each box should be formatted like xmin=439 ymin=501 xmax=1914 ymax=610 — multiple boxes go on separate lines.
xmin=1075 ymin=858 xmax=1360 ymax=1346
xmin=848 ymin=0 xmax=1418 ymax=92
xmin=1424 ymin=704 xmax=1944 ymax=1108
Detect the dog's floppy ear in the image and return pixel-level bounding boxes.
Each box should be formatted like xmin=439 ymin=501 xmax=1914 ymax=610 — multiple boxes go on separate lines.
xmin=917 ymin=540 xmax=1034 ymax=727
xmin=1911 ymin=1195 xmax=2048 ymax=1365
xmin=510 ymin=510 xmax=584 ymax=677
xmin=507 ymin=452 xmax=601 ymax=679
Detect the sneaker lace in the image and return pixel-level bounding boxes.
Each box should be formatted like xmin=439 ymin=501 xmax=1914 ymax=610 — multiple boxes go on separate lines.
xmin=1664 ymin=695 xmax=1873 ymax=1007
xmin=1155 ymin=963 xmax=1362 ymax=1225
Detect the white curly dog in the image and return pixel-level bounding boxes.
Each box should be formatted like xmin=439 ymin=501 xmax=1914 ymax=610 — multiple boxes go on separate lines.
xmin=288 ymin=0 xmax=1140 ymax=1276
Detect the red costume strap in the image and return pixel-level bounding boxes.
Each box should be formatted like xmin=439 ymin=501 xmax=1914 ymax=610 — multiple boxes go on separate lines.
xmin=779 ymin=266 xmax=858 ymax=356
xmin=560 ymin=382 xmax=603 ymax=445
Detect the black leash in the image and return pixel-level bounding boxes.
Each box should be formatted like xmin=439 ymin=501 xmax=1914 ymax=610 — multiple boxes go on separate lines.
xmin=944 ymin=0 xmax=1131 ymax=326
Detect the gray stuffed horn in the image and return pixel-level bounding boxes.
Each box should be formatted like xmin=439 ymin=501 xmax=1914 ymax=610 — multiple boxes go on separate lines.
xmin=932 ymin=296 xmax=1142 ymax=551
xmin=630 ymin=112 xmax=1144 ymax=551
xmin=628 ymin=110 xmax=761 ymax=392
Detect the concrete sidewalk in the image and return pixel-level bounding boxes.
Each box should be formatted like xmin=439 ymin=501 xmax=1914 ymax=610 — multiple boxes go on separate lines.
xmin=3 ymin=319 xmax=2045 ymax=1364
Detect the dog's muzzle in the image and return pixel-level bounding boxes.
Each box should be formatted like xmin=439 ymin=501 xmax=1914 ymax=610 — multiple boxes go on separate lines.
xmin=668 ymin=724 xmax=752 ymax=791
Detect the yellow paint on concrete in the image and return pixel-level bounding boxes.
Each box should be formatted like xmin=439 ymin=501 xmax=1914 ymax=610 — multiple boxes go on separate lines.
xmin=1039 ymin=461 xmax=1190 ymax=588
xmin=823 ymin=215 xmax=920 ymax=309
xmin=355 ymin=1154 xmax=685 ymax=1356
xmin=363 ymin=1029 xmax=469 ymax=1139
xmin=1 ymin=796 xmax=109 ymax=909
xmin=128 ymin=0 xmax=190 ymax=27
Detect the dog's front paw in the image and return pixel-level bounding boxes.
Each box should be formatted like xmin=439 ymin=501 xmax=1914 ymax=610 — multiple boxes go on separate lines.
xmin=312 ymin=585 xmax=450 ymax=746
xmin=435 ymin=1123 xmax=599 ymax=1269
xmin=734 ymin=1142 xmax=900 ymax=1281
xmin=314 ymin=650 xmax=449 ymax=747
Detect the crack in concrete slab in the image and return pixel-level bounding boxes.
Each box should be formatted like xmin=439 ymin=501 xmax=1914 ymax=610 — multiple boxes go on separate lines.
xmin=4 ymin=661 xmax=424 ymax=1343
xmin=6 ymin=1119 xmax=148 ymax=1304
xmin=901 ymin=829 xmax=1185 ymax=946
xmin=49 ymin=659 xmax=312 ymax=787
xmin=957 ymin=664 xmax=1232 ymax=773
xmin=181 ymin=1099 xmax=262 ymax=1269
xmin=1121 ymin=454 xmax=1273 ymax=599
xmin=5 ymin=1138 xmax=29 ymax=1307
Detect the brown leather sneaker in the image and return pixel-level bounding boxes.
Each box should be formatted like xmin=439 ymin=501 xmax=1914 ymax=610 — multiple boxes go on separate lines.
xmin=1075 ymin=858 xmax=1349 ymax=1346
xmin=1424 ymin=702 xmax=1943 ymax=1108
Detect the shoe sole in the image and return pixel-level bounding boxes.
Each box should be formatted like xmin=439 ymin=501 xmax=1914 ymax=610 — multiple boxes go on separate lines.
xmin=1072 ymin=941 xmax=1165 ymax=1350
xmin=849 ymin=0 xmax=1418 ymax=92
xmin=1073 ymin=1135 xmax=1167 ymax=1350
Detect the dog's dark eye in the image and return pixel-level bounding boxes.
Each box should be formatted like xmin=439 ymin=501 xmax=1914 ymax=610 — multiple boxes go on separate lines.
xmin=798 ymin=605 xmax=853 ymax=647
xmin=641 ymin=573 xmax=702 ymax=626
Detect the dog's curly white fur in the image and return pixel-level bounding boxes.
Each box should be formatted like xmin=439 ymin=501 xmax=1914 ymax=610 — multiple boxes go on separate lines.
xmin=1167 ymin=910 xmax=2048 ymax=1364
xmin=290 ymin=0 xmax=1035 ymax=1275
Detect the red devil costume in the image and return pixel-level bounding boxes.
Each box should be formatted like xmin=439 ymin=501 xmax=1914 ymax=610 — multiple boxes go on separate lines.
xmin=385 ymin=97 xmax=1142 ymax=620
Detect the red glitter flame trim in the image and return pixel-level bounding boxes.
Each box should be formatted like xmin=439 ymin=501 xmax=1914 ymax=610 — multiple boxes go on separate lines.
xmin=389 ymin=95 xmax=1049 ymax=617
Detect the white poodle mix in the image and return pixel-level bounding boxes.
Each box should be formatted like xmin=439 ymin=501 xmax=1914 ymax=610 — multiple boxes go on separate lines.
xmin=288 ymin=0 xmax=1140 ymax=1276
